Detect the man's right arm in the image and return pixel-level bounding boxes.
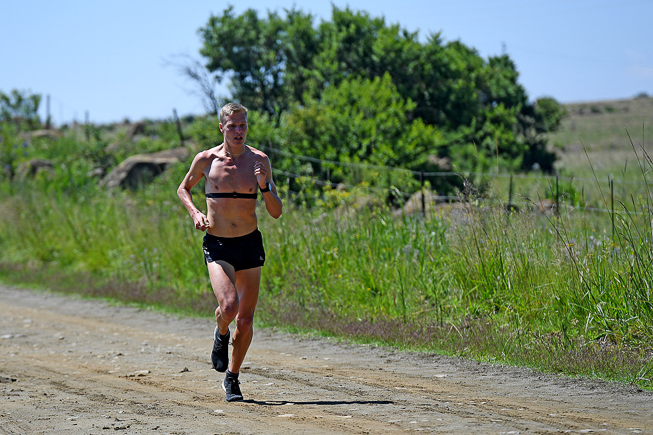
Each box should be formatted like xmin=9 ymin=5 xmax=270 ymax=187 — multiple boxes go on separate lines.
xmin=177 ymin=152 xmax=210 ymax=231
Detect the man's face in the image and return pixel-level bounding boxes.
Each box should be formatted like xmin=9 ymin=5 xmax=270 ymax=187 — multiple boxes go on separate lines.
xmin=220 ymin=112 xmax=248 ymax=146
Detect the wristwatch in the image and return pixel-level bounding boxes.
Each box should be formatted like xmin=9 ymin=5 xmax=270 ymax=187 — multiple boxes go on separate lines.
xmin=260 ymin=182 xmax=271 ymax=193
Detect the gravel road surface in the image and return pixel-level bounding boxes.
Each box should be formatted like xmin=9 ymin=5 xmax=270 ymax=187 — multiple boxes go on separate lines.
xmin=1 ymin=285 xmax=652 ymax=434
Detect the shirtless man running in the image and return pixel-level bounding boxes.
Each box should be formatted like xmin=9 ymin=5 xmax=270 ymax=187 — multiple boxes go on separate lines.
xmin=177 ymin=103 xmax=282 ymax=402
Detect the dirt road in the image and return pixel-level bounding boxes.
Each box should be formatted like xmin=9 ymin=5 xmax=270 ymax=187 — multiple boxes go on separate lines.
xmin=1 ymin=285 xmax=652 ymax=434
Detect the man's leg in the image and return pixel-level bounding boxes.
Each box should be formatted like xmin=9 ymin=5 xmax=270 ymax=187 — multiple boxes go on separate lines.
xmin=207 ymin=260 xmax=238 ymax=373
xmin=230 ymin=267 xmax=261 ymax=374
xmin=207 ymin=260 xmax=238 ymax=335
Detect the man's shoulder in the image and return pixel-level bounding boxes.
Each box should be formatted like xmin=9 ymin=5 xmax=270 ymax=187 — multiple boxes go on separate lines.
xmin=246 ymin=145 xmax=268 ymax=159
xmin=194 ymin=146 xmax=222 ymax=162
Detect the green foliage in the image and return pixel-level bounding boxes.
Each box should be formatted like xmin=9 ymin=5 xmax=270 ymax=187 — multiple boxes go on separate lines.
xmin=0 ymin=123 xmax=19 ymax=181
xmin=534 ymin=97 xmax=566 ymax=133
xmin=187 ymin=115 xmax=222 ymax=148
xmin=199 ymin=6 xmax=563 ymax=180
xmin=199 ymin=6 xmax=318 ymax=121
xmin=480 ymin=55 xmax=528 ymax=110
xmin=285 ymin=74 xmax=444 ymax=170
xmin=0 ymin=89 xmax=42 ymax=131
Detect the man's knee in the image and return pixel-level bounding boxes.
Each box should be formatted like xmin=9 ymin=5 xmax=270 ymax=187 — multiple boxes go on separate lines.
xmin=217 ymin=302 xmax=239 ymax=322
xmin=236 ymin=313 xmax=255 ymax=331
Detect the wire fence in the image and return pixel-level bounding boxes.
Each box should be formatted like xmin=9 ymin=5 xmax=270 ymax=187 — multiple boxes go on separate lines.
xmin=262 ymin=144 xmax=653 ymax=185
xmin=262 ymin=145 xmax=653 ymax=218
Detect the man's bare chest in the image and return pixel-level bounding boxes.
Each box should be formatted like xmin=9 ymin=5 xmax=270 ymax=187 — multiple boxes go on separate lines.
xmin=204 ymin=159 xmax=257 ymax=192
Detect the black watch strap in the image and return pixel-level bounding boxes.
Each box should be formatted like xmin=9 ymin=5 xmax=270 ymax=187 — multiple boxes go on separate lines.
xmin=260 ymin=182 xmax=271 ymax=193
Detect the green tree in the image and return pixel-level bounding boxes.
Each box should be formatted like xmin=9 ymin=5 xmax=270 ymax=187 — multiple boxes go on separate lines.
xmin=199 ymin=5 xmax=564 ymax=175
xmin=199 ymin=6 xmax=318 ymax=122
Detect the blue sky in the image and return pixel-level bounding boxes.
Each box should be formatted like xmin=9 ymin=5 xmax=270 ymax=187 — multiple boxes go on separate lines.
xmin=2 ymin=0 xmax=651 ymax=125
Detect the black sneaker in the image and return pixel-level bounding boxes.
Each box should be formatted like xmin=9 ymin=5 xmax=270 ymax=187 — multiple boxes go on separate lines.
xmin=222 ymin=374 xmax=243 ymax=402
xmin=211 ymin=326 xmax=229 ymax=372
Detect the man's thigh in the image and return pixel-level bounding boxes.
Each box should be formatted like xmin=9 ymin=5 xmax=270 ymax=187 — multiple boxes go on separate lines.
xmin=234 ymin=267 xmax=261 ymax=315
xmin=207 ymin=260 xmax=237 ymax=304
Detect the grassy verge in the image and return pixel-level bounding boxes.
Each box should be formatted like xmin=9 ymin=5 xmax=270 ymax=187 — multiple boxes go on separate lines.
xmin=1 ymin=180 xmax=652 ymax=388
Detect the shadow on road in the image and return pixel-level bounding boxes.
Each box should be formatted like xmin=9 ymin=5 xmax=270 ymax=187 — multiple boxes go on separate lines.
xmin=244 ymin=399 xmax=394 ymax=406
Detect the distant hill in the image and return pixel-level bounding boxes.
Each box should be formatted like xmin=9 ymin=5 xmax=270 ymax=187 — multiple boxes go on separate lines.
xmin=549 ymin=95 xmax=653 ymax=176
xmin=550 ymin=95 xmax=653 ymax=153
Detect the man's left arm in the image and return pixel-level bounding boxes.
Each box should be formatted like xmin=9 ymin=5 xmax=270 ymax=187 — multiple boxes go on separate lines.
xmin=255 ymin=157 xmax=282 ymax=219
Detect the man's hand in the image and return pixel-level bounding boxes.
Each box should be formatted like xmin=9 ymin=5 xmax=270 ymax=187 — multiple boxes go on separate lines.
xmin=192 ymin=211 xmax=210 ymax=231
xmin=254 ymin=161 xmax=267 ymax=188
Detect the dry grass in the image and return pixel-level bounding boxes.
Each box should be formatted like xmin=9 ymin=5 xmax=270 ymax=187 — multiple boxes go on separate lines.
xmin=258 ymin=299 xmax=653 ymax=385
xmin=551 ymin=96 xmax=653 ymax=178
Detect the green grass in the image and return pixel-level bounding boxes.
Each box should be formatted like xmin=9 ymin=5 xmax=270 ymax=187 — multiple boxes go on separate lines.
xmin=1 ymin=182 xmax=652 ymax=387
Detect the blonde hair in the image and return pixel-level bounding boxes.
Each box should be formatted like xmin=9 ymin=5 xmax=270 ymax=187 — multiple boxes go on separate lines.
xmin=219 ymin=103 xmax=248 ymax=125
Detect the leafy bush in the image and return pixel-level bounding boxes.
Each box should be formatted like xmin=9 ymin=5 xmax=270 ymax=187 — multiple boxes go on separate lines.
xmin=0 ymin=89 xmax=42 ymax=131
xmin=283 ymin=74 xmax=444 ymax=173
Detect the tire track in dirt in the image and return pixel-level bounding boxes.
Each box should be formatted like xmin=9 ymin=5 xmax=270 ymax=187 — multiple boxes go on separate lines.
xmin=1 ymin=285 xmax=652 ymax=434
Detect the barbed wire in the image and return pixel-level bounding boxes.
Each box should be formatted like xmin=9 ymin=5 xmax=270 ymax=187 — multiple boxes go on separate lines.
xmin=262 ymin=144 xmax=653 ymax=186
xmin=272 ymin=168 xmax=653 ymax=217
xmin=273 ymin=169 xmax=414 ymax=199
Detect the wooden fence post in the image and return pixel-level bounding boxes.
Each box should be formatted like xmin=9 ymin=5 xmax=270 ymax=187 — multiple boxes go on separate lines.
xmin=173 ymin=109 xmax=185 ymax=146
xmin=420 ymin=171 xmax=425 ymax=217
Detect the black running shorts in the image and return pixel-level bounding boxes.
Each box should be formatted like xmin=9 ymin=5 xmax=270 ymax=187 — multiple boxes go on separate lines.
xmin=202 ymin=229 xmax=266 ymax=271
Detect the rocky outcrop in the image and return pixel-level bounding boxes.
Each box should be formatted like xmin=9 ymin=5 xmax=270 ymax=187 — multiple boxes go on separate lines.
xmin=28 ymin=129 xmax=64 ymax=140
xmin=100 ymin=147 xmax=189 ymax=189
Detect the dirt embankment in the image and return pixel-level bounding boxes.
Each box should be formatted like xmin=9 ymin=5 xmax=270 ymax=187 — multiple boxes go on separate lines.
xmin=1 ymin=286 xmax=652 ymax=434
